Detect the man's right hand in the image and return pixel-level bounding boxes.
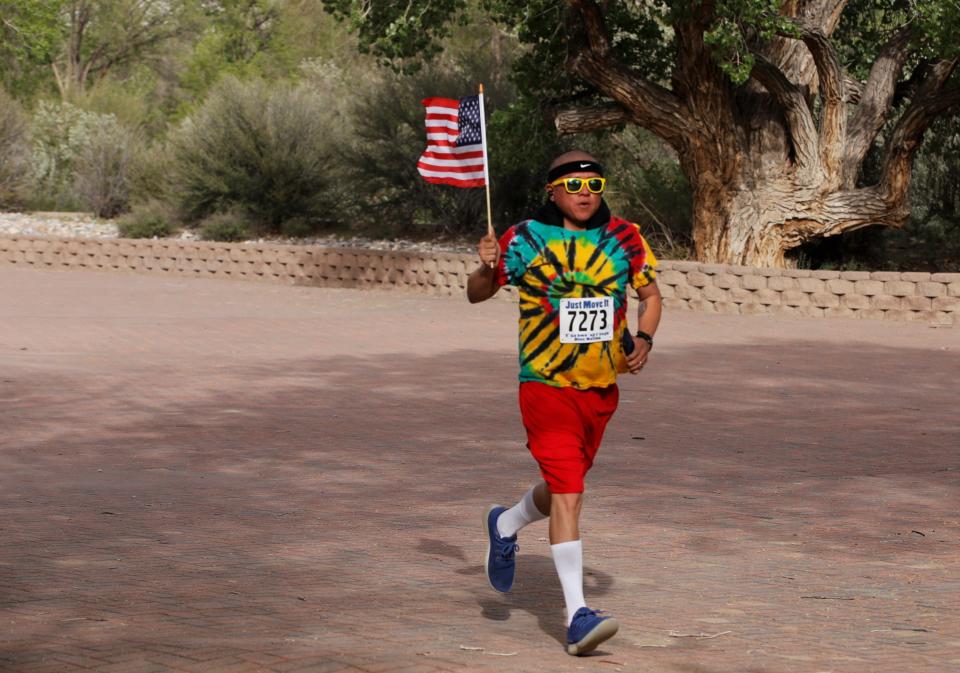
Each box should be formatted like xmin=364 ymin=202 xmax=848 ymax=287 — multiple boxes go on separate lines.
xmin=478 ymin=233 xmax=500 ymax=269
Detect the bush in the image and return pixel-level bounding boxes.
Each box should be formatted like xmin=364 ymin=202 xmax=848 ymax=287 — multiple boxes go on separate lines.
xmin=279 ymin=216 xmax=316 ymax=238
xmin=169 ymin=77 xmax=343 ymax=232
xmin=30 ymin=101 xmax=107 ymax=210
xmin=74 ymin=122 xmax=141 ymax=218
xmin=117 ymin=202 xmax=175 ymax=238
xmin=128 ymin=141 xmax=175 ymax=206
xmin=198 ymin=212 xmax=251 ymax=242
xmin=0 ymin=88 xmax=31 ymax=208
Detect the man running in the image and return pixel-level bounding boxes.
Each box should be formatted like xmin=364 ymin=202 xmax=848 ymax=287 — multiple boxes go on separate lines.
xmin=467 ymin=150 xmax=662 ymax=655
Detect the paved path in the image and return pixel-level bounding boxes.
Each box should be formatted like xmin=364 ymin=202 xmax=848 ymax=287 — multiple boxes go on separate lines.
xmin=1 ymin=267 xmax=958 ymax=673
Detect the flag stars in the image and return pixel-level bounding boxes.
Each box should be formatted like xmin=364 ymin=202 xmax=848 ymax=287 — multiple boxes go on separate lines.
xmin=457 ymin=96 xmax=483 ymax=146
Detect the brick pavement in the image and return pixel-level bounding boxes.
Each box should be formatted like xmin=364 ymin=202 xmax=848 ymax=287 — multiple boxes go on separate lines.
xmin=1 ymin=266 xmax=958 ymax=673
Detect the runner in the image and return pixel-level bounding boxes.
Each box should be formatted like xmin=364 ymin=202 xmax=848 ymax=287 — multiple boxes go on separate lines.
xmin=467 ymin=150 xmax=662 ymax=655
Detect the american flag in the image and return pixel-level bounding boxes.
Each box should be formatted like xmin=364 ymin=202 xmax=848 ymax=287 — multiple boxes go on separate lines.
xmin=417 ymin=95 xmax=487 ymax=188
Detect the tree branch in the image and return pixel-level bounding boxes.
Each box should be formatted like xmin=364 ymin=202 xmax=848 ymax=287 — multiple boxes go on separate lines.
xmin=51 ymin=62 xmax=66 ymax=100
xmin=881 ymin=59 xmax=960 ymax=202
xmin=749 ymin=54 xmax=819 ymax=173
xmin=798 ymin=0 xmax=848 ymax=34
xmin=564 ymin=0 xmax=693 ymax=149
xmin=553 ymin=102 xmax=631 ymax=134
xmin=843 ymin=26 xmax=914 ymax=185
xmin=767 ymin=0 xmax=847 ymax=88
xmin=790 ymin=20 xmax=847 ymax=183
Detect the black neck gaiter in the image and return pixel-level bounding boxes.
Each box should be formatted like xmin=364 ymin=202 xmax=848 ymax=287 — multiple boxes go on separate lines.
xmin=530 ymin=199 xmax=611 ymax=230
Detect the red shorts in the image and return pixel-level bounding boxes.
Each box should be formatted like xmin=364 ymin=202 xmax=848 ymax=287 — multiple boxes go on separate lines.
xmin=518 ymin=381 xmax=619 ymax=494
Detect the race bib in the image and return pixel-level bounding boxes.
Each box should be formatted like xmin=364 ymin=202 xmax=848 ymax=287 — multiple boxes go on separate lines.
xmin=559 ymin=296 xmax=614 ymax=344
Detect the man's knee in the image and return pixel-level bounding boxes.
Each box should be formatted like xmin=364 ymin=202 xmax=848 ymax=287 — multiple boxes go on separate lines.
xmin=551 ymin=492 xmax=583 ymax=512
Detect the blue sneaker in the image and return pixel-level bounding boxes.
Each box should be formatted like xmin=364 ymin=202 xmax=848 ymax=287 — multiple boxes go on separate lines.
xmin=483 ymin=505 xmax=518 ymax=592
xmin=566 ymin=607 xmax=619 ymax=656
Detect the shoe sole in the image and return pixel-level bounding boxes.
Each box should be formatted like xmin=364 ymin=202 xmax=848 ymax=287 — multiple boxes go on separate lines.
xmin=566 ymin=617 xmax=620 ymax=656
xmin=482 ymin=504 xmax=509 ymax=593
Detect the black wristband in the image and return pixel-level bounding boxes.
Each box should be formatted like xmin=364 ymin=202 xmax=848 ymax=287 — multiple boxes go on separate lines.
xmin=635 ymin=330 xmax=654 ymax=348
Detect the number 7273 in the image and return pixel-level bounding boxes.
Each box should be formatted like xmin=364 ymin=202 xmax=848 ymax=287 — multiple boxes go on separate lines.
xmin=568 ymin=309 xmax=607 ymax=332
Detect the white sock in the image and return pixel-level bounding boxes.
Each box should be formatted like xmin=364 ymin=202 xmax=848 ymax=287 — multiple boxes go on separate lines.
xmin=551 ymin=539 xmax=586 ymax=626
xmin=497 ymin=486 xmax=548 ymax=538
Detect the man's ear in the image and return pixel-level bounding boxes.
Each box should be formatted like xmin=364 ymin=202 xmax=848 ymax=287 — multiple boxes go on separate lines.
xmin=546 ymin=185 xmax=554 ymax=202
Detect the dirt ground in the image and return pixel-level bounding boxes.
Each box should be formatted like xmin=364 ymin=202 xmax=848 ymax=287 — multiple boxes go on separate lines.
xmin=1 ymin=266 xmax=958 ymax=673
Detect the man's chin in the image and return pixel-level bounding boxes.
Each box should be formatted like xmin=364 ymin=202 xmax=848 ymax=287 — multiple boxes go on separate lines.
xmin=571 ymin=209 xmax=598 ymax=223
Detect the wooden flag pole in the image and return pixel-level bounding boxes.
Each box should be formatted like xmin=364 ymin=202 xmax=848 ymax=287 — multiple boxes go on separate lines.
xmin=478 ymin=83 xmax=494 ymax=239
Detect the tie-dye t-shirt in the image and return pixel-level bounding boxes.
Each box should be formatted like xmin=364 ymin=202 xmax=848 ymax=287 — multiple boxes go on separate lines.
xmin=493 ymin=216 xmax=658 ymax=389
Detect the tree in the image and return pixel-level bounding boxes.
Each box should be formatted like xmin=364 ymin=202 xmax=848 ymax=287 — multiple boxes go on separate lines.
xmin=52 ymin=0 xmax=192 ymax=100
xmin=324 ymin=0 xmax=960 ymax=267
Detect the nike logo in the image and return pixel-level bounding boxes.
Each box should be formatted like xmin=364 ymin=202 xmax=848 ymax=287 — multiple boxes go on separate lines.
xmin=579 ymin=163 xmax=591 ymax=168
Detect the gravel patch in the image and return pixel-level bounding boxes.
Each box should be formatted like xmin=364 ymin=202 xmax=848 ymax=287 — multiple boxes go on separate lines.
xmin=0 ymin=211 xmax=475 ymax=255
xmin=0 ymin=211 xmax=118 ymax=239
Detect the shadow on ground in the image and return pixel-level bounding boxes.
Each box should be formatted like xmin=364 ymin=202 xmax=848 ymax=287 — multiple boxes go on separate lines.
xmin=1 ymin=338 xmax=957 ymax=671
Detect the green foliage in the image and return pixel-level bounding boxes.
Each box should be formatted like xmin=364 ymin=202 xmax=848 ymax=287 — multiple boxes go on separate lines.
xmin=0 ymin=1 xmax=65 ymax=96
xmin=913 ymin=0 xmax=960 ymax=58
xmin=29 ymin=101 xmax=121 ymax=211
xmin=832 ymin=1 xmax=909 ymax=79
xmin=127 ymin=141 xmax=175 ymax=207
xmin=0 ymin=88 xmax=32 ymax=208
xmin=485 ymin=1 xmax=673 ymax=99
xmin=74 ymin=72 xmax=168 ymax=138
xmin=117 ymin=201 xmax=176 ymax=238
xmin=179 ymin=0 xmax=282 ymax=99
xmin=198 ymin=211 xmax=251 ymax=241
xmin=830 ymin=0 xmax=960 ymax=80
xmin=699 ymin=0 xmax=798 ymax=84
xmin=168 ymin=76 xmax=343 ymax=232
xmin=321 ymin=0 xmax=470 ymax=71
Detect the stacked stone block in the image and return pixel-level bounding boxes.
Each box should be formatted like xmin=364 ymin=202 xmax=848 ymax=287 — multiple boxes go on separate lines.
xmin=657 ymin=261 xmax=958 ymax=325
xmin=0 ymin=235 xmax=954 ymax=324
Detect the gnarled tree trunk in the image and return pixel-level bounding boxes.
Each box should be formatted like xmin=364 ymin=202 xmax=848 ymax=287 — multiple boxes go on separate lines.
xmin=556 ymin=0 xmax=960 ymax=267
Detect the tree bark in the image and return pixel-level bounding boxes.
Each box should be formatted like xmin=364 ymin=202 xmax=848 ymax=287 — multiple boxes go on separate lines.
xmin=696 ymin=180 xmax=909 ymax=267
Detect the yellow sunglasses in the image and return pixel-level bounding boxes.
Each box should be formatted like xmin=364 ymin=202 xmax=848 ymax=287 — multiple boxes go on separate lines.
xmin=549 ymin=176 xmax=606 ymax=194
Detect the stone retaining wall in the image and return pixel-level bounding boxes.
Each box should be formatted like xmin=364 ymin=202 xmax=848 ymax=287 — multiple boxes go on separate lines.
xmin=2 ymin=235 xmax=957 ymax=325
xmin=657 ymin=261 xmax=959 ymax=325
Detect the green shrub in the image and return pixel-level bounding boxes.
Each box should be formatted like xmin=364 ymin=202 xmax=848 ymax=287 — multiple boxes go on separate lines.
xmin=128 ymin=141 xmax=175 ymax=205
xmin=279 ymin=216 xmax=316 ymax=238
xmin=74 ymin=121 xmax=141 ymax=218
xmin=29 ymin=101 xmax=118 ymax=211
xmin=198 ymin=212 xmax=251 ymax=242
xmin=169 ymin=77 xmax=343 ymax=232
xmin=0 ymin=88 xmax=30 ymax=208
xmin=117 ymin=203 xmax=175 ymax=239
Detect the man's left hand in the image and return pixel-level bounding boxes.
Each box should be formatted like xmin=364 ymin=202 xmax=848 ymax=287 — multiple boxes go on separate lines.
xmin=626 ymin=338 xmax=650 ymax=374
